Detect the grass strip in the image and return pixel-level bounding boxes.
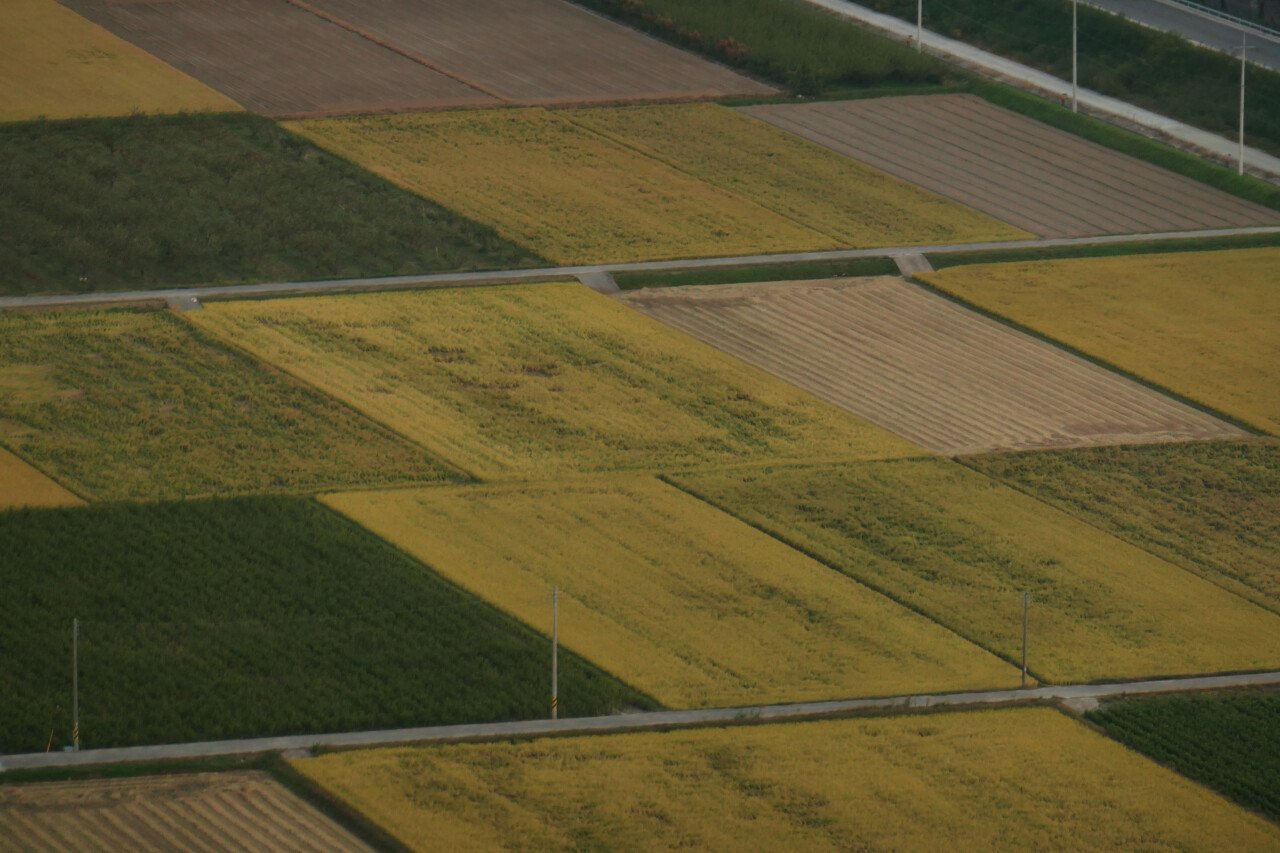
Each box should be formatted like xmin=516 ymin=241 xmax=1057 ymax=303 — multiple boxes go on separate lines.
xmin=613 ymin=257 xmax=900 ymax=289
xmin=928 ymin=231 xmax=1280 ymax=269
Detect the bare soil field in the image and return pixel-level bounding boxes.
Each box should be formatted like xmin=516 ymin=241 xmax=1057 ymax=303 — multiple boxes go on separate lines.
xmin=57 ymin=0 xmax=496 ymax=117
xmin=741 ymin=95 xmax=1279 ymax=237
xmin=300 ymin=0 xmax=774 ymax=104
xmin=0 ymin=771 xmax=367 ymax=852
xmin=618 ymin=277 xmax=1246 ymax=454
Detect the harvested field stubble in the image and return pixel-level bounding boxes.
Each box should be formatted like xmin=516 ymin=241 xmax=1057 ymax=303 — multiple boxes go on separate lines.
xmin=189 ymin=284 xmax=917 ymax=479
xmin=294 ymin=708 xmax=1280 ymax=851
xmin=922 ymin=248 xmax=1280 ymax=435
xmin=0 ymin=0 xmax=235 ymax=121
xmin=0 ymin=309 xmax=452 ymax=501
xmin=323 ymin=477 xmax=1018 ymax=707
xmin=673 ymin=459 xmax=1280 ymax=682
xmin=966 ymin=441 xmax=1280 ymax=612
xmin=0 ymin=447 xmax=82 ymax=511
xmin=618 ymin=277 xmax=1244 ymax=454
xmin=0 ymin=772 xmax=369 ymax=851
xmin=743 ymin=95 xmax=1279 ymax=237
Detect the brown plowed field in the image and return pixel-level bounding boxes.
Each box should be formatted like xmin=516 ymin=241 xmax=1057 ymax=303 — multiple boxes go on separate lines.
xmin=741 ymin=95 xmax=1279 ymax=237
xmin=617 ymin=277 xmax=1247 ymax=455
xmin=0 ymin=772 xmax=368 ymax=852
xmin=57 ymin=0 xmax=496 ymax=117
xmin=301 ymin=0 xmax=774 ymax=104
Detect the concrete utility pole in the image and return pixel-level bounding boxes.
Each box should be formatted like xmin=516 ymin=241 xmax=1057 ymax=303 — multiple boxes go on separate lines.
xmin=1072 ymin=0 xmax=1080 ymax=113
xmin=1240 ymin=32 xmax=1249 ymax=175
xmin=917 ymin=0 xmax=923 ymax=52
xmin=71 ymin=618 xmax=80 ymax=751
xmin=1021 ymin=592 xmax=1030 ymax=688
xmin=551 ymin=586 xmax=559 ymax=720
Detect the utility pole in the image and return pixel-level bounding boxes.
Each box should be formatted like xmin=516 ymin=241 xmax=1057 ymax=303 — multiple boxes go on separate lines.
xmin=917 ymin=0 xmax=923 ymax=53
xmin=71 ymin=618 xmax=80 ymax=751
xmin=551 ymin=586 xmax=559 ymax=720
xmin=1072 ymin=0 xmax=1079 ymax=113
xmin=1239 ymin=32 xmax=1248 ymax=176
xmin=1021 ymin=592 xmax=1030 ymax=688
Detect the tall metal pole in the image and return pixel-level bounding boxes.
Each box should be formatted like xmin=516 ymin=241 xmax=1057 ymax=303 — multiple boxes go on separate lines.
xmin=72 ymin=618 xmax=80 ymax=751
xmin=1239 ymin=32 xmax=1248 ymax=176
xmin=551 ymin=586 xmax=559 ymax=720
xmin=917 ymin=0 xmax=923 ymax=53
xmin=1021 ymin=592 xmax=1029 ymax=688
xmin=1072 ymin=0 xmax=1079 ymax=113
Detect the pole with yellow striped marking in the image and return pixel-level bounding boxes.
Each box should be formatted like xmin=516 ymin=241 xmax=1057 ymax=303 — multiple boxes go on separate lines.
xmin=551 ymin=586 xmax=558 ymax=721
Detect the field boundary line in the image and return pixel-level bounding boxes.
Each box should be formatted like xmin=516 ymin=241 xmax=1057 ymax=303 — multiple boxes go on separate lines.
xmin=5 ymin=226 xmax=1279 ymax=312
xmin=5 ymin=671 xmax=1278 ymax=772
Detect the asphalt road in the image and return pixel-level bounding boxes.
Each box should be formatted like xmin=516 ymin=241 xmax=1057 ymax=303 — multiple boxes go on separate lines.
xmin=1082 ymin=0 xmax=1280 ymax=70
xmin=3 ymin=670 xmax=1277 ymax=772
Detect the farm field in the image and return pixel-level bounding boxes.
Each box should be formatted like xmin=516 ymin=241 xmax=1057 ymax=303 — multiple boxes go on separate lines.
xmin=0 ymin=0 xmax=236 ymax=122
xmin=0 ymin=497 xmax=649 ymax=753
xmin=1087 ymin=690 xmax=1280 ymax=823
xmin=322 ymin=477 xmax=1018 ymax=707
xmin=189 ymin=284 xmax=917 ymax=480
xmin=0 ymin=448 xmax=82 ymax=511
xmin=0 ymin=772 xmax=369 ymax=851
xmin=618 ymin=277 xmax=1244 ymax=454
xmin=672 ymin=458 xmax=1280 ymax=683
xmin=0 ymin=309 xmax=452 ymax=502
xmin=921 ymin=248 xmax=1280 ymax=435
xmin=0 ymin=113 xmax=542 ymax=296
xmin=286 ymin=105 xmax=1017 ymax=265
xmin=966 ymin=441 xmax=1280 ymax=613
xmin=300 ymin=0 xmax=774 ymax=104
xmin=57 ymin=0 xmax=496 ymax=117
xmin=293 ymin=708 xmax=1280 ymax=851
xmin=742 ymin=95 xmax=1280 ymax=237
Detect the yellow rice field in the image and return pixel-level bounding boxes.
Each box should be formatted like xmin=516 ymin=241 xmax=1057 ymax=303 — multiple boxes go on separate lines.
xmin=675 ymin=459 xmax=1280 ymax=683
xmin=190 ymin=284 xmax=918 ymax=479
xmin=286 ymin=105 xmax=1017 ymax=264
xmin=322 ymin=477 xmax=1018 ymax=707
xmin=922 ymin=248 xmax=1280 ymax=434
xmin=0 ymin=0 xmax=237 ymax=122
xmin=0 ymin=447 xmax=82 ymax=510
xmin=294 ymin=707 xmax=1280 ymax=851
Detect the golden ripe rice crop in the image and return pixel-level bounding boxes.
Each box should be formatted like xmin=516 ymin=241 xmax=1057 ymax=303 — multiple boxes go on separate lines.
xmin=287 ymin=105 xmax=1020 ymax=264
xmin=294 ymin=707 xmax=1280 ymax=851
xmin=322 ymin=477 xmax=1018 ymax=707
xmin=675 ymin=459 xmax=1280 ymax=683
xmin=922 ymin=248 xmax=1280 ymax=434
xmin=0 ymin=447 xmax=82 ymax=510
xmin=190 ymin=284 xmax=918 ymax=479
xmin=0 ymin=0 xmax=237 ymax=122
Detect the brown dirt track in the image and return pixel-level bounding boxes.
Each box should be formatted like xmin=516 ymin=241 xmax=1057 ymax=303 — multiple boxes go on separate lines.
xmin=741 ymin=95 xmax=1279 ymax=238
xmin=0 ymin=771 xmax=368 ymax=852
xmin=57 ymin=0 xmax=497 ymax=117
xmin=617 ymin=277 xmax=1248 ymax=455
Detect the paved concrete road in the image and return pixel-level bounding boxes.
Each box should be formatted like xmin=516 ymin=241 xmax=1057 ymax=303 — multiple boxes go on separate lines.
xmin=4 ymin=670 xmax=1277 ymax=772
xmin=2 ymin=226 xmax=1277 ymax=313
xmin=1083 ymin=0 xmax=1280 ymax=70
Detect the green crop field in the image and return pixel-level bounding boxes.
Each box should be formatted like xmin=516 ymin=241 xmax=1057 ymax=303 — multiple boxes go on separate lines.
xmin=0 ymin=308 xmax=453 ymax=501
xmin=965 ymin=441 xmax=1280 ymax=613
xmin=673 ymin=459 xmax=1280 ymax=683
xmin=1088 ymin=690 xmax=1280 ymax=823
xmin=0 ymin=113 xmax=542 ymax=296
xmin=0 ymin=498 xmax=650 ymax=753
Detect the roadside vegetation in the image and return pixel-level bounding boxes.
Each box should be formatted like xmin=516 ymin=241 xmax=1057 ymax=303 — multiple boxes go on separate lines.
xmin=964 ymin=441 xmax=1280 ymax=613
xmin=1088 ymin=690 xmax=1280 ymax=823
xmin=672 ymin=459 xmax=1280 ymax=682
xmin=928 ymin=231 xmax=1280 ymax=269
xmin=323 ymin=477 xmax=1017 ymax=707
xmin=0 ymin=113 xmax=543 ymax=296
xmin=613 ymin=257 xmax=898 ymax=290
xmin=293 ymin=708 xmax=1280 ymax=850
xmin=921 ymin=248 xmax=1280 ymax=435
xmin=189 ymin=284 xmax=917 ymax=480
xmin=0 ymin=497 xmax=651 ymax=753
xmin=0 ymin=308 xmax=452 ymax=500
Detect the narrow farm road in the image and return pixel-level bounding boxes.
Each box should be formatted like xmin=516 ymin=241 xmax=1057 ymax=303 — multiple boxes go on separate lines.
xmin=2 ymin=226 xmax=1278 ymax=312
xmin=4 ymin=670 xmax=1277 ymax=772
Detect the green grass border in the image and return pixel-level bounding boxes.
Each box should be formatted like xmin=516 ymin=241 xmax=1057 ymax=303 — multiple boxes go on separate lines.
xmin=927 ymin=232 xmax=1280 ymax=269
xmin=613 ymin=257 xmax=899 ymax=289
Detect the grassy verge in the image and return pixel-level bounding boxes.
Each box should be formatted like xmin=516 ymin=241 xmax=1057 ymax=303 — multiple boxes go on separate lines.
xmin=0 ymin=113 xmax=544 ymax=296
xmin=928 ymin=231 xmax=1280 ymax=269
xmin=1087 ymin=689 xmax=1280 ymax=822
xmin=0 ymin=497 xmax=652 ymax=753
xmin=614 ymin=257 xmax=900 ymax=289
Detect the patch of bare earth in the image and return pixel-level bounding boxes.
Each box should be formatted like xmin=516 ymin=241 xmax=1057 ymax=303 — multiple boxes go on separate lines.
xmin=617 ymin=277 xmax=1247 ymax=454
xmin=741 ymin=95 xmax=1278 ymax=237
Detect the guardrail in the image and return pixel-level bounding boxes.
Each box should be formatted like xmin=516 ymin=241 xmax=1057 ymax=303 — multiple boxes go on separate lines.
xmin=1149 ymin=0 xmax=1280 ymax=44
